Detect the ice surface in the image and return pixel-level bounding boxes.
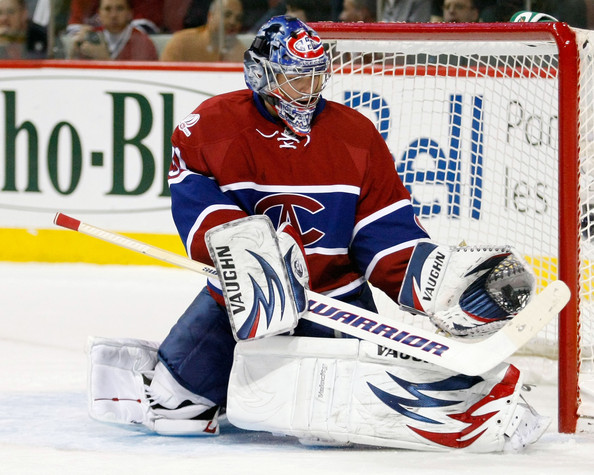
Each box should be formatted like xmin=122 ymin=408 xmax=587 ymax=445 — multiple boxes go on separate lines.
xmin=1 ymin=263 xmax=593 ymax=474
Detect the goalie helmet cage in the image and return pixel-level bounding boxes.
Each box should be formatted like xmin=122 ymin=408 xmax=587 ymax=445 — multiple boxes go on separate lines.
xmin=310 ymin=21 xmax=590 ymax=434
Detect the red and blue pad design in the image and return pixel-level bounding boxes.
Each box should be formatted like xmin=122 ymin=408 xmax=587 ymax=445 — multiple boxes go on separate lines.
xmin=206 ymin=216 xmax=302 ymax=341
xmin=369 ymin=365 xmax=522 ymax=449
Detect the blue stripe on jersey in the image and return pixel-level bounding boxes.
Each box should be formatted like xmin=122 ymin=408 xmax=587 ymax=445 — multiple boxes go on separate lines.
xmin=170 ymin=172 xmax=243 ymax=253
xmin=351 ymin=200 xmax=429 ymax=276
xmin=218 ymin=183 xmax=361 ymax=250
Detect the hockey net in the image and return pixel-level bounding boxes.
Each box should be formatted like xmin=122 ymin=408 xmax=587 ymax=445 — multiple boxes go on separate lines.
xmin=311 ymin=21 xmax=593 ymax=433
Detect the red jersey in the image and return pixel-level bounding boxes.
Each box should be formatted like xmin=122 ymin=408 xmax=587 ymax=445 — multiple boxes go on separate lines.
xmin=168 ymin=89 xmax=429 ymax=302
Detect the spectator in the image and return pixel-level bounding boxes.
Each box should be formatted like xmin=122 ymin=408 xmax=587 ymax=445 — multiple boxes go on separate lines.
xmin=442 ymin=0 xmax=480 ymax=22
xmin=381 ymin=0 xmax=432 ymax=22
xmin=180 ymin=0 xmax=212 ymax=29
xmin=430 ymin=0 xmax=444 ymax=21
xmin=66 ymin=0 xmax=191 ymax=34
xmin=339 ymin=0 xmax=377 ymax=22
xmin=161 ymin=0 xmax=192 ymax=32
xmin=31 ymin=0 xmax=71 ymax=37
xmin=68 ymin=0 xmax=158 ymax=60
xmin=0 ymin=0 xmax=46 ymax=59
xmin=184 ymin=0 xmax=273 ymax=32
xmin=338 ymin=0 xmax=378 ymax=64
xmin=532 ymin=0 xmax=588 ymax=29
xmin=237 ymin=0 xmax=269 ymax=31
xmin=480 ymin=0 xmax=522 ymax=22
xmin=249 ymin=0 xmax=332 ymax=32
xmin=160 ymin=0 xmax=244 ymax=62
xmin=249 ymin=0 xmax=291 ymax=32
xmin=481 ymin=0 xmax=588 ymax=27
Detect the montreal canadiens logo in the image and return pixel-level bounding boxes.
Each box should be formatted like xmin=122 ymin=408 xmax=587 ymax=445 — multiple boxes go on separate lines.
xmin=286 ymin=29 xmax=324 ymax=60
xmin=255 ymin=193 xmax=325 ymax=246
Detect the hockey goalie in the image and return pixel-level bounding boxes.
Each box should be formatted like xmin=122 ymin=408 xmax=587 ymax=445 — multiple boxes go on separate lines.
xmin=87 ymin=15 xmax=549 ymax=452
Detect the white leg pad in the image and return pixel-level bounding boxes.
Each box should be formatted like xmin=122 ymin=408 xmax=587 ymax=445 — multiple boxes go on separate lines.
xmin=227 ymin=336 xmax=547 ymax=452
xmin=88 ymin=337 xmax=219 ymax=436
xmin=87 ymin=336 xmax=159 ymax=428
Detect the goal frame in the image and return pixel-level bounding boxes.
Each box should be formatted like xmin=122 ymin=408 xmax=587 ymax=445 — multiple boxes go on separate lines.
xmin=310 ymin=21 xmax=581 ymax=433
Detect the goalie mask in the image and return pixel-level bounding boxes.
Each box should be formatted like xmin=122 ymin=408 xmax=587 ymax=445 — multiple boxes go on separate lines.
xmin=244 ymin=15 xmax=330 ymax=136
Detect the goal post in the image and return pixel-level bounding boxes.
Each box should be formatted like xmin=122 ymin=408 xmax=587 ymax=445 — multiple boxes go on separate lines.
xmin=310 ymin=21 xmax=587 ymax=433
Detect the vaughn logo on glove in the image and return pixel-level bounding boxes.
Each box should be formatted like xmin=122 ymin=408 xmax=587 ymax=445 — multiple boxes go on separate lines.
xmin=206 ymin=216 xmax=302 ymax=340
xmin=399 ymin=240 xmax=535 ymax=337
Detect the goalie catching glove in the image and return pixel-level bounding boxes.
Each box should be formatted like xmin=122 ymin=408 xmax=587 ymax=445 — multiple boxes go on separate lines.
xmin=399 ymin=241 xmax=535 ymax=337
xmin=205 ymin=215 xmax=310 ymax=341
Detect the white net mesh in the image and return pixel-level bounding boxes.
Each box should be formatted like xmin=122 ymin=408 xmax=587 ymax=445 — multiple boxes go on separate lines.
xmin=319 ymin=24 xmax=594 ymax=430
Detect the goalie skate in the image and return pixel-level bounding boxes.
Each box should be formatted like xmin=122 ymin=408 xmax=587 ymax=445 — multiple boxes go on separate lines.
xmin=503 ymin=399 xmax=551 ymax=452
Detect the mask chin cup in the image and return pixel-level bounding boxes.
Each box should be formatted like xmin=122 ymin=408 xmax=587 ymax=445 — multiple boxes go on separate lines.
xmin=276 ymin=100 xmax=316 ymax=136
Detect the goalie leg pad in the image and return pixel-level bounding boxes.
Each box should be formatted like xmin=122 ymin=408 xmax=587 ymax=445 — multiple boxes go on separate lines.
xmin=227 ymin=336 xmax=548 ymax=452
xmin=88 ymin=336 xmax=159 ymax=428
xmin=88 ymin=337 xmax=219 ymax=436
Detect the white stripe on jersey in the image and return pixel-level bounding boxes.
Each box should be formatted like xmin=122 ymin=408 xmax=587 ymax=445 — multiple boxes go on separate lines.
xmin=168 ymin=147 xmax=191 ymax=184
xmin=324 ymin=276 xmax=367 ymax=299
xmin=364 ymin=238 xmax=420 ymax=281
xmin=305 ymin=246 xmax=348 ymax=256
xmin=186 ymin=204 xmax=243 ymax=259
xmin=220 ymin=182 xmax=361 ymax=195
xmin=168 ymin=169 xmax=196 ymax=185
xmin=350 ymin=199 xmax=412 ymax=245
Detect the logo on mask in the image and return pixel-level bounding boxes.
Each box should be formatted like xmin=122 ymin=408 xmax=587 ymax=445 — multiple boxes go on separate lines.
xmin=286 ymin=29 xmax=324 ymax=60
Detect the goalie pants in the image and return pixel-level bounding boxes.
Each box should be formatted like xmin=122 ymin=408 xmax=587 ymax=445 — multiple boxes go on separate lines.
xmin=158 ymin=284 xmax=378 ymax=407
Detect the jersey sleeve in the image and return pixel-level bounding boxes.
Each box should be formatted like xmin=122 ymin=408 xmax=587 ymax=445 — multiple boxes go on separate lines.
xmin=168 ymin=113 xmax=247 ymax=265
xmin=349 ymin=124 xmax=430 ymax=301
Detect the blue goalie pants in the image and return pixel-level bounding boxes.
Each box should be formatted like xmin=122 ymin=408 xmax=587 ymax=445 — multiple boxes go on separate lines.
xmin=158 ymin=284 xmax=378 ymax=407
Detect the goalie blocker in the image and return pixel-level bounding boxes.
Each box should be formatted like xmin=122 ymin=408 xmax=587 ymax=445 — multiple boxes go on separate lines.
xmin=205 ymin=216 xmax=310 ymax=341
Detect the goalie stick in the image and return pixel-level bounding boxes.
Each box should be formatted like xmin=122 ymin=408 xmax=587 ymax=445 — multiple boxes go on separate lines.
xmin=53 ymin=212 xmax=570 ymax=376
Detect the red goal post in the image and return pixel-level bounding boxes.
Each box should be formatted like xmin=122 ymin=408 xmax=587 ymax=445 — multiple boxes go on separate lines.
xmin=310 ymin=21 xmax=587 ymax=433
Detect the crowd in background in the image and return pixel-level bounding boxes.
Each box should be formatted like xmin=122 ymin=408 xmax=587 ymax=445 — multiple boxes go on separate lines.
xmin=1 ymin=0 xmax=593 ymax=60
